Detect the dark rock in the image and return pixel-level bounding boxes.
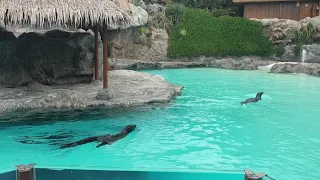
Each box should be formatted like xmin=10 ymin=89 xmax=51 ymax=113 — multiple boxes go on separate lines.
xmin=0 ymin=34 xmax=31 ymax=87
xmin=313 ymin=32 xmax=320 ymax=42
xmin=17 ymin=30 xmax=96 ymax=85
xmin=44 ymin=29 xmax=72 ymax=39
xmin=270 ymin=63 xmax=320 ymax=76
xmin=0 ymin=28 xmax=17 ymax=41
xmin=302 ymin=44 xmax=320 ymax=63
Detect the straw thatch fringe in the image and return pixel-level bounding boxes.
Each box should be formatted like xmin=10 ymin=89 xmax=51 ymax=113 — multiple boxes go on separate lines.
xmin=0 ymin=0 xmax=133 ymax=30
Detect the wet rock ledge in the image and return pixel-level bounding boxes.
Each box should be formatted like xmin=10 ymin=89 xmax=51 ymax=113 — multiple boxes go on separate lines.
xmin=270 ymin=63 xmax=320 ymax=76
xmin=109 ymin=57 xmax=278 ymax=70
xmin=0 ymin=70 xmax=184 ymax=114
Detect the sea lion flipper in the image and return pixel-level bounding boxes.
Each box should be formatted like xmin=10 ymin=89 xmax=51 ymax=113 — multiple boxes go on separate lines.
xmin=60 ymin=136 xmax=98 ymax=149
xmin=96 ymin=141 xmax=110 ymax=148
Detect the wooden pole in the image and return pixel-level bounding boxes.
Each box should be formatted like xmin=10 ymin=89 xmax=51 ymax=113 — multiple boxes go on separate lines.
xmin=16 ymin=163 xmax=36 ymax=180
xmin=103 ymin=25 xmax=108 ymax=89
xmin=94 ymin=26 xmax=99 ymax=80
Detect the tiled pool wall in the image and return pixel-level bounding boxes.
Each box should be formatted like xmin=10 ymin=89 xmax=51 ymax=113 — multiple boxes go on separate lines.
xmin=0 ymin=168 xmax=245 ymax=180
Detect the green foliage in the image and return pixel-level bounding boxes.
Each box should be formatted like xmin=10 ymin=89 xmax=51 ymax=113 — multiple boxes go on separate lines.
xmin=291 ymin=22 xmax=315 ymax=57
xmin=175 ymin=0 xmax=232 ymax=10
xmin=165 ymin=3 xmax=186 ymax=24
xmin=211 ymin=8 xmax=234 ymax=17
xmin=167 ymin=8 xmax=273 ymax=58
xmin=293 ymin=23 xmax=315 ymax=44
xmin=273 ymin=46 xmax=285 ymax=57
xmin=139 ymin=26 xmax=150 ymax=35
xmin=294 ymin=42 xmax=303 ymax=58
xmin=179 ymin=28 xmax=187 ymax=36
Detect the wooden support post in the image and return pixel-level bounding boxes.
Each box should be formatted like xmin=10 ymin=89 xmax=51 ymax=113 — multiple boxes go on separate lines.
xmin=279 ymin=2 xmax=283 ymax=19
xmin=94 ymin=26 xmax=99 ymax=80
xmin=318 ymin=0 xmax=320 ymax=16
xmin=244 ymin=169 xmax=274 ymax=180
xmin=103 ymin=25 xmax=108 ymax=89
xmin=16 ymin=163 xmax=36 ymax=180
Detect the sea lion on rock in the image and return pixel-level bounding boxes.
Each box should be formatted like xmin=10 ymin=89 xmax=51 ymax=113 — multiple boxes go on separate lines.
xmin=240 ymin=92 xmax=263 ymax=105
xmin=60 ymin=124 xmax=136 ymax=149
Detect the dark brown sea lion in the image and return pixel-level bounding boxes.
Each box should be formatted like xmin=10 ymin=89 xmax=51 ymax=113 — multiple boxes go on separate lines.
xmin=60 ymin=124 xmax=136 ymax=149
xmin=240 ymin=92 xmax=264 ymax=105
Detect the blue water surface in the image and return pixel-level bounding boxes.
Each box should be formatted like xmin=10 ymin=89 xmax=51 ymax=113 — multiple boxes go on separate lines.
xmin=1 ymin=68 xmax=320 ymax=180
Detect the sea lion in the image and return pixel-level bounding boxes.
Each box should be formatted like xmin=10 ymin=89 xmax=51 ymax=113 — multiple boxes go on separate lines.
xmin=240 ymin=92 xmax=263 ymax=105
xmin=60 ymin=124 xmax=136 ymax=149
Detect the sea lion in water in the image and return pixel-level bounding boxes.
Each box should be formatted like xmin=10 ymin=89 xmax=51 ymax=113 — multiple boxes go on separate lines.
xmin=240 ymin=92 xmax=263 ymax=105
xmin=60 ymin=125 xmax=136 ymax=149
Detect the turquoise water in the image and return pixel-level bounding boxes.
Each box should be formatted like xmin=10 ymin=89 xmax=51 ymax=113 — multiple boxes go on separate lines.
xmin=1 ymin=68 xmax=320 ymax=180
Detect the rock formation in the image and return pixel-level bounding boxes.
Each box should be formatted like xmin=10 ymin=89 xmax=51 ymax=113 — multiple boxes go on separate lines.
xmin=270 ymin=63 xmax=320 ymax=77
xmin=0 ymin=70 xmax=184 ymax=113
xmin=109 ymin=27 xmax=168 ymax=61
xmin=0 ymin=28 xmax=31 ymax=87
xmin=251 ymin=16 xmax=320 ymax=61
xmin=0 ymin=29 xmax=99 ymax=87
xmin=18 ymin=30 xmax=97 ymax=85
xmin=301 ymin=44 xmax=320 ymax=63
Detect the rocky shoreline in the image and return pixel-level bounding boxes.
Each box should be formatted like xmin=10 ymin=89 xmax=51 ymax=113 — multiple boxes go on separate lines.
xmin=0 ymin=70 xmax=183 ymax=114
xmin=109 ymin=58 xmax=320 ymax=77
xmin=110 ymin=57 xmax=278 ymax=70
xmin=270 ymin=62 xmax=320 ymax=76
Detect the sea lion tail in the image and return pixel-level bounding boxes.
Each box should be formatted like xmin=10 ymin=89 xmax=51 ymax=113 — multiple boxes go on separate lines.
xmin=60 ymin=136 xmax=98 ymax=149
xmin=240 ymin=101 xmax=245 ymax=105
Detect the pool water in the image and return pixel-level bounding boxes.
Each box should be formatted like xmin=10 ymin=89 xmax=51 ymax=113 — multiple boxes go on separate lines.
xmin=1 ymin=68 xmax=320 ymax=180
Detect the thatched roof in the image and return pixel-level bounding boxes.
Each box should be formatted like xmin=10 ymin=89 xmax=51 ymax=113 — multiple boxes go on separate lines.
xmin=0 ymin=0 xmax=133 ymax=30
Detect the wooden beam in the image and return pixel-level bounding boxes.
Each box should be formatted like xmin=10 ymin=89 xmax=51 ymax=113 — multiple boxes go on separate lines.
xmin=94 ymin=26 xmax=99 ymax=80
xmin=280 ymin=2 xmax=283 ymax=18
xmin=243 ymin=4 xmax=248 ymax=18
xmin=103 ymin=25 xmax=108 ymax=89
xmin=16 ymin=163 xmax=36 ymax=180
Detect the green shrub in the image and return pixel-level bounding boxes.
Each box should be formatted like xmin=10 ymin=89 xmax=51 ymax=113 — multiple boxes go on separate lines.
xmin=293 ymin=23 xmax=315 ymax=44
xmin=273 ymin=46 xmax=285 ymax=57
xmin=291 ymin=22 xmax=315 ymax=58
xmin=167 ymin=8 xmax=273 ymax=58
xmin=165 ymin=3 xmax=186 ymax=24
xmin=294 ymin=42 xmax=303 ymax=58
xmin=211 ymin=8 xmax=234 ymax=17
xmin=139 ymin=26 xmax=150 ymax=35
xmin=179 ymin=28 xmax=187 ymax=36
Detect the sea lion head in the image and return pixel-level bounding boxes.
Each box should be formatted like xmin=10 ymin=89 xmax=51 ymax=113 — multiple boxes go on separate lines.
xmin=256 ymin=92 xmax=263 ymax=99
xmin=124 ymin=124 xmax=137 ymax=133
